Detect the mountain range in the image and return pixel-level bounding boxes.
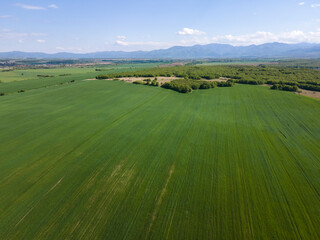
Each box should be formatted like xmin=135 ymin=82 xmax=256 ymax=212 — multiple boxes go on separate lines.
xmin=1 ymin=42 xmax=320 ymax=59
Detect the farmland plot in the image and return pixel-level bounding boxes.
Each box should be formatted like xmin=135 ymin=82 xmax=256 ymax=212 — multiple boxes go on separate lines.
xmin=0 ymin=81 xmax=319 ymax=239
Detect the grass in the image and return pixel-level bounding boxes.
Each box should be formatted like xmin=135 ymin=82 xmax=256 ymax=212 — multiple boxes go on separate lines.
xmin=0 ymin=62 xmax=161 ymax=94
xmin=0 ymin=81 xmax=319 ymax=239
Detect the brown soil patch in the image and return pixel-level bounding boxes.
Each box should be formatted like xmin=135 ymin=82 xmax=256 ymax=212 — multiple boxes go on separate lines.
xmin=206 ymin=77 xmax=229 ymax=82
xmin=159 ymin=62 xmax=185 ymax=68
xmin=117 ymin=77 xmax=181 ymax=84
xmin=296 ymin=89 xmax=320 ymax=100
xmin=84 ymin=76 xmax=229 ymax=85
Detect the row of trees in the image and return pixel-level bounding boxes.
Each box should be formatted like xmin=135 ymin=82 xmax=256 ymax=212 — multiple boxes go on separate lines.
xmin=96 ymin=65 xmax=320 ymax=86
xmin=271 ymin=84 xmax=299 ymax=92
xmin=96 ymin=65 xmax=320 ymax=93
xmin=161 ymin=79 xmax=234 ymax=93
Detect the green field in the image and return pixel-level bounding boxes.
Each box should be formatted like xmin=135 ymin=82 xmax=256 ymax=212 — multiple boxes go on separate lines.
xmin=0 ymin=62 xmax=162 ymax=94
xmin=0 ymin=80 xmax=320 ymax=239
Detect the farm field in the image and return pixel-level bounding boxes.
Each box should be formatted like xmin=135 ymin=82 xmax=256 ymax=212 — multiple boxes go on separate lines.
xmin=0 ymin=62 xmax=162 ymax=94
xmin=0 ymin=80 xmax=319 ymax=239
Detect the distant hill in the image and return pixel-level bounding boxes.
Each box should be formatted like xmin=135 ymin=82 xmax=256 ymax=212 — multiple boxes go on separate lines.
xmin=1 ymin=42 xmax=320 ymax=59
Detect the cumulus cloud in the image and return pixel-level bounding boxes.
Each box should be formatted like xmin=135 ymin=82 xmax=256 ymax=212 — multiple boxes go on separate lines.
xmin=115 ymin=40 xmax=168 ymax=47
xmin=210 ymin=30 xmax=320 ymax=45
xmin=117 ymin=35 xmax=126 ymax=40
xmin=178 ymin=28 xmax=206 ymax=36
xmin=298 ymin=2 xmax=305 ymax=5
xmin=55 ymin=47 xmax=83 ymax=52
xmin=36 ymin=39 xmax=46 ymax=43
xmin=48 ymin=4 xmax=58 ymax=9
xmin=14 ymin=3 xmax=45 ymax=10
xmin=311 ymin=3 xmax=320 ymax=7
xmin=115 ymin=40 xmax=129 ymax=46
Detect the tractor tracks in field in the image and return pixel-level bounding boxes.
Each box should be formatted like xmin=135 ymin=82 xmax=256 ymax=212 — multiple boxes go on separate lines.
xmin=15 ymin=176 xmax=64 ymax=227
xmin=145 ymin=164 xmax=175 ymax=240
xmin=9 ymin=91 xmax=165 ymax=228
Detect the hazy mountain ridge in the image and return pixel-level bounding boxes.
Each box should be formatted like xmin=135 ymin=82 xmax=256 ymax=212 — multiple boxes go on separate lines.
xmin=1 ymin=42 xmax=320 ymax=59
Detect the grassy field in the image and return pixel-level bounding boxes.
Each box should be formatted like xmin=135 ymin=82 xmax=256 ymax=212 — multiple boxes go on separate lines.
xmin=0 ymin=62 xmax=162 ymax=94
xmin=0 ymin=81 xmax=320 ymax=239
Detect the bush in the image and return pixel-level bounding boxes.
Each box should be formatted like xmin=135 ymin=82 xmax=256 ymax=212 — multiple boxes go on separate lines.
xmin=70 ymin=80 xmax=75 ymax=83
xmin=37 ymin=75 xmax=54 ymax=77
xmin=18 ymin=89 xmax=25 ymax=93
xmin=133 ymin=80 xmax=146 ymax=85
xmin=0 ymin=93 xmax=5 ymax=96
xmin=217 ymin=81 xmax=234 ymax=87
xmin=178 ymin=85 xmax=193 ymax=93
xmin=236 ymin=79 xmax=263 ymax=85
xmin=271 ymin=84 xmax=298 ymax=92
xmin=96 ymin=74 xmax=109 ymax=79
xmin=199 ymin=82 xmax=211 ymax=89
xmin=143 ymin=79 xmax=152 ymax=85
xmin=298 ymin=84 xmax=320 ymax=92
xmin=150 ymin=79 xmax=159 ymax=86
xmin=59 ymin=74 xmax=72 ymax=76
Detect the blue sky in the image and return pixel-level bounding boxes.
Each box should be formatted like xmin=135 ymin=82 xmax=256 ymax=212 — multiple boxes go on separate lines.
xmin=0 ymin=0 xmax=320 ymax=53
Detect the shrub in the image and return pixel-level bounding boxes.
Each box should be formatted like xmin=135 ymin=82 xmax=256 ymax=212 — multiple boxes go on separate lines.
xmin=150 ymin=80 xmax=159 ymax=86
xmin=59 ymin=74 xmax=72 ymax=76
xmin=144 ymin=79 xmax=152 ymax=85
xmin=199 ymin=82 xmax=211 ymax=89
xmin=133 ymin=80 xmax=146 ymax=85
xmin=298 ymin=84 xmax=320 ymax=92
xmin=217 ymin=81 xmax=234 ymax=87
xmin=271 ymin=84 xmax=298 ymax=92
xmin=236 ymin=79 xmax=263 ymax=85
xmin=37 ymin=75 xmax=54 ymax=77
xmin=18 ymin=89 xmax=25 ymax=93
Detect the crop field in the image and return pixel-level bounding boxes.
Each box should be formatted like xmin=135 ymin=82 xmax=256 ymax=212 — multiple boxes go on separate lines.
xmin=0 ymin=62 xmax=162 ymax=94
xmin=0 ymin=79 xmax=319 ymax=239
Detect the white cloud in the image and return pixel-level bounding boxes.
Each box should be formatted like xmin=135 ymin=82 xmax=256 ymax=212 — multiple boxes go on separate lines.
xmin=48 ymin=4 xmax=58 ymax=9
xmin=116 ymin=40 xmax=129 ymax=46
xmin=56 ymin=47 xmax=65 ymax=50
xmin=311 ymin=3 xmax=320 ymax=7
xmin=178 ymin=28 xmax=206 ymax=36
xmin=210 ymin=30 xmax=320 ymax=45
xmin=117 ymin=35 xmax=126 ymax=40
xmin=14 ymin=3 xmax=45 ymax=10
xmin=115 ymin=40 xmax=171 ymax=48
xmin=298 ymin=2 xmax=305 ymax=5
xmin=0 ymin=29 xmax=27 ymax=39
xmin=36 ymin=39 xmax=46 ymax=43
xmin=18 ymin=39 xmax=23 ymax=43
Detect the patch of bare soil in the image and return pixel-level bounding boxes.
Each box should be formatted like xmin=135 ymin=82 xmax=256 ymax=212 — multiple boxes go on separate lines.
xmin=206 ymin=77 xmax=229 ymax=82
xmin=159 ymin=62 xmax=185 ymax=68
xmin=116 ymin=77 xmax=182 ymax=84
xmin=296 ymin=89 xmax=320 ymax=99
